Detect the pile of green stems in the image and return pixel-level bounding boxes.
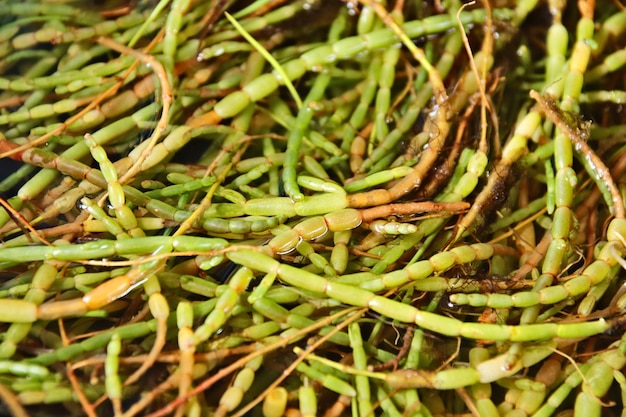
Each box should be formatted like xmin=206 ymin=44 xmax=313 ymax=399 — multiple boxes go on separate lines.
xmin=0 ymin=0 xmax=626 ymax=416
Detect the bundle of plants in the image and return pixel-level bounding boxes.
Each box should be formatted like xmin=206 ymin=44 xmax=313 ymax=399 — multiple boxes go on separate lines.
xmin=0 ymin=0 xmax=625 ymax=416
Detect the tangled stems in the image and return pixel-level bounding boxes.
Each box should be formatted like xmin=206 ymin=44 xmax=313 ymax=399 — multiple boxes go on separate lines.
xmin=1 ymin=0 xmax=626 ymax=416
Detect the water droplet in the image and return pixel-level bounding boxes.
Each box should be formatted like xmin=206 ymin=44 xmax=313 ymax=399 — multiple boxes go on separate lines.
xmin=346 ymin=1 xmax=358 ymax=15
